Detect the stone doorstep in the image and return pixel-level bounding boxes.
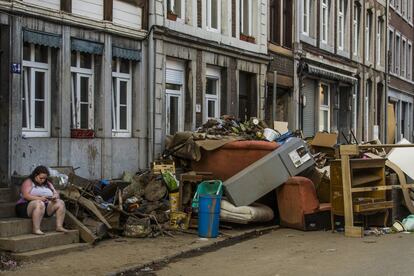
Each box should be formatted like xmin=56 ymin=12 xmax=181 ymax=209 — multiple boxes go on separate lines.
xmin=0 ymin=188 xmax=17 ymax=203
xmin=0 ymin=230 xmax=79 ymax=253
xmin=0 ymin=202 xmax=17 ymax=218
xmin=0 ymin=217 xmax=56 ymax=237
xmin=11 ymin=243 xmax=91 ymax=262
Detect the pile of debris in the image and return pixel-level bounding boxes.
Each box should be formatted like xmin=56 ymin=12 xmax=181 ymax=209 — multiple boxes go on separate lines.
xmin=195 ymin=116 xmax=268 ymax=140
xmin=59 ymin=167 xmax=180 ymax=243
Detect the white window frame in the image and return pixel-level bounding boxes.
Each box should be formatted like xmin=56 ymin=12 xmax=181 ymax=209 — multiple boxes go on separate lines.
xmin=71 ymin=51 xmax=94 ymax=130
xmin=321 ymin=0 xmax=328 ymax=43
xmin=319 ymin=83 xmax=330 ymax=132
xmin=338 ymin=0 xmax=345 ymax=50
xmin=204 ymin=67 xmax=221 ymax=121
xmin=206 ymin=0 xmax=221 ymax=32
xmin=22 ymin=44 xmax=51 ymax=138
xmin=112 ymin=58 xmax=132 ymax=137
xmin=395 ymin=33 xmax=401 ymax=75
xmin=365 ymin=10 xmax=372 ymax=62
xmin=353 ymin=3 xmax=360 ymax=56
xmin=240 ymin=0 xmax=253 ymax=36
xmin=408 ymin=41 xmax=412 ymax=80
xmin=165 ymin=60 xmax=185 ymax=136
xmin=168 ymin=0 xmax=185 ymax=21
xmin=302 ymin=0 xmax=310 ymax=35
xmin=376 ymin=17 xmax=383 ymax=66
xmin=402 ymin=37 xmax=407 ymax=78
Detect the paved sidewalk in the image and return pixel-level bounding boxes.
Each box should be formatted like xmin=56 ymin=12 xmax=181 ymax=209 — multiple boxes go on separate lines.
xmin=3 ymin=226 xmax=278 ymax=276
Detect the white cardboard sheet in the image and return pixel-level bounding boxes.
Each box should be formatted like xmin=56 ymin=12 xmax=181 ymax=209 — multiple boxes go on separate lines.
xmin=386 ymin=139 xmax=414 ymax=180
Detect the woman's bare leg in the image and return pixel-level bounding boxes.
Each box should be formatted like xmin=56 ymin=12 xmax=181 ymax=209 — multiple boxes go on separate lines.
xmin=47 ymin=199 xmax=68 ymax=232
xmin=27 ymin=200 xmax=45 ymax=235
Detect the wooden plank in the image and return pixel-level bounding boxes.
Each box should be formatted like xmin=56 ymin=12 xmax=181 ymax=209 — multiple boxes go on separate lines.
xmin=340 ymin=145 xmax=359 ymax=156
xmin=65 ymin=211 xmax=98 ymax=244
xmin=352 ymin=175 xmax=382 ymax=186
xmin=341 ymin=154 xmax=355 ymax=237
xmin=359 ymin=144 xmax=414 ymax=149
xmin=353 ymin=201 xmax=393 ymax=213
xmin=345 ymin=226 xmax=363 ymax=238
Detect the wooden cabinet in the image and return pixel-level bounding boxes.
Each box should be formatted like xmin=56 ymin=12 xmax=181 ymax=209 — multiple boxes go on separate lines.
xmin=330 ymin=158 xmax=392 ymax=230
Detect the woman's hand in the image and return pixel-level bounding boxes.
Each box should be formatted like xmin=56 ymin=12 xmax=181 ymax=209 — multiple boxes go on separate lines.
xmin=38 ymin=196 xmax=49 ymax=202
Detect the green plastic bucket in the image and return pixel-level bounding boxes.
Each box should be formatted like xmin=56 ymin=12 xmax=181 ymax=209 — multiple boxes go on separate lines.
xmin=191 ymin=180 xmax=223 ymax=209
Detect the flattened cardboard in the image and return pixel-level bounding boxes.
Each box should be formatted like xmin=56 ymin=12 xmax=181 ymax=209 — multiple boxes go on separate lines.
xmin=311 ymin=132 xmax=338 ymax=148
xmin=273 ymin=121 xmax=289 ymax=134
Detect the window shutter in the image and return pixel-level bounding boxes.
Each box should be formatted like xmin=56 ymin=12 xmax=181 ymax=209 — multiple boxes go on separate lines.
xmin=232 ymin=0 xmax=236 ymax=37
xmin=166 ymin=68 xmax=184 ymax=85
xmin=302 ymin=79 xmax=315 ymax=137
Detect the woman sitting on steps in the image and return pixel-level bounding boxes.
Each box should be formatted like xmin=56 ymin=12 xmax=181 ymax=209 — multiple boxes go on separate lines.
xmin=15 ymin=166 xmax=69 ymax=235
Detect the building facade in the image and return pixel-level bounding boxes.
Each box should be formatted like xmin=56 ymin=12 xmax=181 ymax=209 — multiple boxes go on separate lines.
xmin=0 ymin=0 xmax=148 ymax=183
xmin=387 ymin=0 xmax=413 ymax=143
xmin=267 ymin=0 xmax=296 ymax=128
xmin=147 ymin=0 xmax=270 ymax=157
xmin=294 ymin=0 xmax=387 ymax=143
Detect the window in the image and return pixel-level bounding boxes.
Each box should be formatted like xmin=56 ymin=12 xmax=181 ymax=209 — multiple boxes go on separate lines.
xmin=408 ymin=42 xmax=412 ymax=80
xmin=22 ymin=43 xmax=51 ymax=137
xmin=302 ymin=0 xmax=310 ymax=35
xmin=338 ymin=0 xmax=345 ymax=50
xmin=167 ymin=0 xmax=184 ymax=19
xmin=240 ymin=0 xmax=253 ymax=36
xmin=377 ymin=17 xmax=383 ymax=66
xmin=402 ymin=38 xmax=406 ymax=77
xmin=71 ymin=51 xmax=94 ymax=130
xmin=353 ymin=3 xmax=360 ymax=56
xmin=395 ymin=34 xmax=400 ymax=74
xmin=408 ymin=1 xmax=412 ymax=22
xmin=366 ymin=10 xmax=372 ymax=62
xmin=270 ymin=0 xmax=281 ymax=43
xmin=205 ymin=67 xmax=220 ymax=121
xmin=389 ymin=29 xmax=394 ymax=73
xmin=165 ymin=60 xmax=185 ymax=136
xmin=319 ymin=83 xmax=330 ymax=132
xmin=206 ymin=0 xmax=220 ymax=31
xmin=402 ymin=0 xmax=407 ymax=16
xmin=321 ymin=0 xmax=328 ymax=43
xmin=112 ymin=58 xmax=132 ymax=137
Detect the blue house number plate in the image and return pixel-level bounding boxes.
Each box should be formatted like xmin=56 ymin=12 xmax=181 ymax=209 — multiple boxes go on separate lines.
xmin=11 ymin=63 xmax=21 ymax=74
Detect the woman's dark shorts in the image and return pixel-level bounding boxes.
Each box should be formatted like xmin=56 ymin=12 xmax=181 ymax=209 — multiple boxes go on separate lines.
xmin=15 ymin=202 xmax=51 ymax=218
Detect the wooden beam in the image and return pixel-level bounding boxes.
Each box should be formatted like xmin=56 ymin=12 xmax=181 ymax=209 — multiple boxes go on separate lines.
xmin=340 ymin=145 xmax=359 ymax=156
xmin=341 ymin=154 xmax=357 ymax=237
xmin=60 ymin=0 xmax=72 ymax=13
xmin=65 ymin=211 xmax=98 ymax=244
xmin=104 ymin=0 xmax=113 ymax=21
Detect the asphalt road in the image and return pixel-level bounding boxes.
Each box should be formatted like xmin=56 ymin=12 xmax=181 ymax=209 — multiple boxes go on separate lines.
xmin=156 ymin=228 xmax=414 ymax=276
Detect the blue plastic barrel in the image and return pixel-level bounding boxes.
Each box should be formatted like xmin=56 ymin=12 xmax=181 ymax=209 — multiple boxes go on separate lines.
xmin=198 ymin=194 xmax=221 ymax=238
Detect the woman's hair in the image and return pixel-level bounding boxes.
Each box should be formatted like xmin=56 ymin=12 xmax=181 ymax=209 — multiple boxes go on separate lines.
xmin=29 ymin=166 xmax=50 ymax=184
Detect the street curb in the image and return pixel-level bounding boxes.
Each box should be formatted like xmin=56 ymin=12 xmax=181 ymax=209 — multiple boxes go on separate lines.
xmin=108 ymin=225 xmax=279 ymax=276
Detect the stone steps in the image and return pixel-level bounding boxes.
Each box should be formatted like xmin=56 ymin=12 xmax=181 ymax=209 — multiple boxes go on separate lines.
xmin=0 ymin=188 xmax=17 ymax=203
xmin=0 ymin=230 xmax=79 ymax=253
xmin=0 ymin=202 xmax=16 ymax=218
xmin=0 ymin=217 xmax=56 ymax=237
xmin=11 ymin=243 xmax=90 ymax=261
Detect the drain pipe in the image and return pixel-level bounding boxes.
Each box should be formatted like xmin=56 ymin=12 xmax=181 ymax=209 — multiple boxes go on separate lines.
xmin=273 ymin=71 xmax=277 ymax=127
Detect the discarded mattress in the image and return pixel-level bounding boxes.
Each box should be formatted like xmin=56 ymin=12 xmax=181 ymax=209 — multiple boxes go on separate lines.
xmin=220 ymin=199 xmax=274 ymax=224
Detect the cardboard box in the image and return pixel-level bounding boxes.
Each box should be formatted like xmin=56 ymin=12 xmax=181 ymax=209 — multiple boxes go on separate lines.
xmin=310 ymin=132 xmax=338 ymax=157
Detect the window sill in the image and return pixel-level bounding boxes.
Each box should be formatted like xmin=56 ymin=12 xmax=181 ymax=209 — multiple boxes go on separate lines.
xmin=112 ymin=132 xmax=132 ymax=138
xmin=22 ymin=131 xmax=50 ymax=138
xmin=71 ymin=129 xmax=95 ymax=139
xmin=240 ymin=33 xmax=256 ymax=44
